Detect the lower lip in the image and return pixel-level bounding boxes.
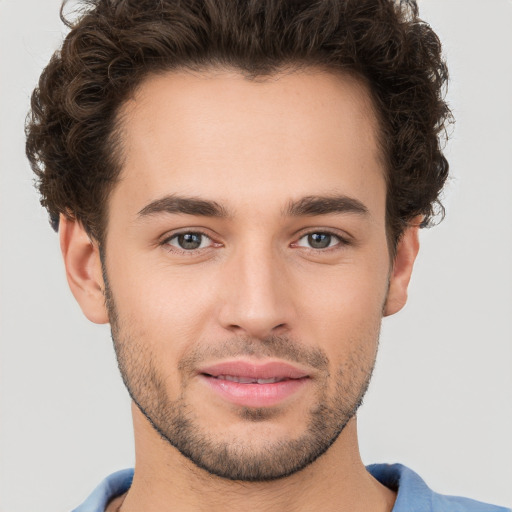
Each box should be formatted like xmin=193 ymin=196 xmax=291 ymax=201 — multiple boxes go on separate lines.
xmin=200 ymin=375 xmax=309 ymax=408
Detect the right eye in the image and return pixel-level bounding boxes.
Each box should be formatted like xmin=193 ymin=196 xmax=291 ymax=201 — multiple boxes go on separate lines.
xmin=296 ymin=232 xmax=340 ymax=249
xmin=165 ymin=232 xmax=213 ymax=251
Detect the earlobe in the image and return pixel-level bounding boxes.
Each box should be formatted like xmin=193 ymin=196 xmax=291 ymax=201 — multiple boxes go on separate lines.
xmin=383 ymin=220 xmax=421 ymax=317
xmin=59 ymin=215 xmax=109 ymax=324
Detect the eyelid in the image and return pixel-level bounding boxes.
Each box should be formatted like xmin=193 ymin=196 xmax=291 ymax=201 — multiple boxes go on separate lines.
xmin=159 ymin=228 xmax=221 ymax=253
xmin=291 ymin=228 xmax=352 ymax=250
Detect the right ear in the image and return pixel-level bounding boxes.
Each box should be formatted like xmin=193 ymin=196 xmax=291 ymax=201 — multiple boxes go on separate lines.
xmin=59 ymin=215 xmax=109 ymax=324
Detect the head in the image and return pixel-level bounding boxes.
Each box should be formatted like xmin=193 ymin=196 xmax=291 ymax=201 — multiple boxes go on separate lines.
xmin=26 ymin=0 xmax=451 ymax=481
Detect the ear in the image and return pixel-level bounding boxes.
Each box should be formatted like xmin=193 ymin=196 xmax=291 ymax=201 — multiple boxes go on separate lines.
xmin=59 ymin=215 xmax=109 ymax=324
xmin=383 ymin=219 xmax=421 ymax=317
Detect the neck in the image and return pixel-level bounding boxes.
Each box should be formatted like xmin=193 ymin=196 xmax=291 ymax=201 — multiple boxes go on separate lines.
xmin=117 ymin=406 xmax=395 ymax=512
xmin=117 ymin=403 xmax=395 ymax=512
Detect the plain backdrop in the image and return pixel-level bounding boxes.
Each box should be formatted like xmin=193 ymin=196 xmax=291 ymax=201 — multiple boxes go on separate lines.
xmin=1 ymin=1 xmax=511 ymax=511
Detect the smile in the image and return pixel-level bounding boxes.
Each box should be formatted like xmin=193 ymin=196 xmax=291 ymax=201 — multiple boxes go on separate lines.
xmin=198 ymin=360 xmax=310 ymax=408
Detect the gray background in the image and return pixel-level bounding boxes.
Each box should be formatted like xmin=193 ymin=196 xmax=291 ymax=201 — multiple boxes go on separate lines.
xmin=1 ymin=1 xmax=511 ymax=510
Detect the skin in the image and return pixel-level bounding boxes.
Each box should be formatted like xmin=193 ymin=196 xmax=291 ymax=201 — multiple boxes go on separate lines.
xmin=60 ymin=68 xmax=420 ymax=512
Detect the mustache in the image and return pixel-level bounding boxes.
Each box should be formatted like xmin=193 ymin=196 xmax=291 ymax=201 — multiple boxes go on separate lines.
xmin=177 ymin=335 xmax=329 ymax=373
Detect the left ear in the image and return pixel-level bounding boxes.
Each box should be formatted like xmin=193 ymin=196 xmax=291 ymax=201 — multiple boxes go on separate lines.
xmin=383 ymin=219 xmax=421 ymax=317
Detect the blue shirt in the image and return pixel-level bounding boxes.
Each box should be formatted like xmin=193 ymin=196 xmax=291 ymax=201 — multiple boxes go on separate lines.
xmin=72 ymin=464 xmax=510 ymax=512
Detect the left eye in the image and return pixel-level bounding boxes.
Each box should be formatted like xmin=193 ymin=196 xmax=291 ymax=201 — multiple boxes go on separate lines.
xmin=167 ymin=232 xmax=212 ymax=250
xmin=296 ymin=232 xmax=341 ymax=249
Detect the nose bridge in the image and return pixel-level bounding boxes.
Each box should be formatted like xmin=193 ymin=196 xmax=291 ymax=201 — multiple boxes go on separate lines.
xmin=218 ymin=234 xmax=292 ymax=337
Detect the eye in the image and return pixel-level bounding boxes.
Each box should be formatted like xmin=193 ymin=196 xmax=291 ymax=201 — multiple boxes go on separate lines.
xmin=166 ymin=232 xmax=212 ymax=251
xmin=295 ymin=232 xmax=342 ymax=249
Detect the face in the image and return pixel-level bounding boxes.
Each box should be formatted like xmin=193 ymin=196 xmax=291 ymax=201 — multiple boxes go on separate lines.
xmin=87 ymin=68 xmax=406 ymax=480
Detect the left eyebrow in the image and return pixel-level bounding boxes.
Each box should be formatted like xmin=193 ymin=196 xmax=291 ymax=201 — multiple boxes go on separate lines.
xmin=284 ymin=195 xmax=369 ymax=217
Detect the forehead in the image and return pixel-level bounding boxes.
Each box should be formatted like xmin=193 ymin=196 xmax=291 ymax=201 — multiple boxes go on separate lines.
xmin=111 ymin=68 xmax=385 ymax=220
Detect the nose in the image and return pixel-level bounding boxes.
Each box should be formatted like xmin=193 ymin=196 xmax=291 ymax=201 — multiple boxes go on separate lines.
xmin=217 ymin=241 xmax=295 ymax=339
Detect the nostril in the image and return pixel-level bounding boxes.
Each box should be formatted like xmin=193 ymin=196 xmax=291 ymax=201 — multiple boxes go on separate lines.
xmin=271 ymin=323 xmax=288 ymax=334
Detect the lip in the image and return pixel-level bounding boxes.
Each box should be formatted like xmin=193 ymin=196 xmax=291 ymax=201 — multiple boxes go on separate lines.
xmin=198 ymin=360 xmax=310 ymax=408
xmin=199 ymin=360 xmax=309 ymax=380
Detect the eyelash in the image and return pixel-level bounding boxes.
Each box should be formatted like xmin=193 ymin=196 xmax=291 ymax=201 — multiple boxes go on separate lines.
xmin=161 ymin=230 xmax=218 ymax=254
xmin=160 ymin=229 xmax=350 ymax=254
xmin=292 ymin=230 xmax=350 ymax=252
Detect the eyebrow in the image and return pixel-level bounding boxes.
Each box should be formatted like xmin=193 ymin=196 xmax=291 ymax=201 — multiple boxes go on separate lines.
xmin=136 ymin=193 xmax=368 ymax=220
xmin=137 ymin=195 xmax=229 ymax=218
xmin=284 ymin=195 xmax=369 ymax=217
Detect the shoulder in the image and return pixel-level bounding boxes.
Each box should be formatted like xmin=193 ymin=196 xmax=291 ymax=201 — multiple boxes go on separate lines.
xmin=367 ymin=463 xmax=510 ymax=512
xmin=72 ymin=469 xmax=134 ymax=512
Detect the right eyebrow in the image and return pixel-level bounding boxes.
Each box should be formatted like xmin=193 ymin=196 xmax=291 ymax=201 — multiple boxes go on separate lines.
xmin=137 ymin=195 xmax=230 ymax=219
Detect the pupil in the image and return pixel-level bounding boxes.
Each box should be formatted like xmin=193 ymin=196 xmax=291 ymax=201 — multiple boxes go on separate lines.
xmin=308 ymin=233 xmax=331 ymax=249
xmin=179 ymin=233 xmax=202 ymax=249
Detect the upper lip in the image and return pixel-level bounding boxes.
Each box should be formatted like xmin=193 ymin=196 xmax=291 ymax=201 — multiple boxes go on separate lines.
xmin=198 ymin=360 xmax=309 ymax=380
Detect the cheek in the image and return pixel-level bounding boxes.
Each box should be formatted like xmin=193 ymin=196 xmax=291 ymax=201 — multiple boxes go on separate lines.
xmin=107 ymin=257 xmax=219 ymax=351
xmin=107 ymin=266 xmax=212 ymax=400
xmin=300 ymin=258 xmax=389 ymax=314
xmin=295 ymin=260 xmax=389 ymax=356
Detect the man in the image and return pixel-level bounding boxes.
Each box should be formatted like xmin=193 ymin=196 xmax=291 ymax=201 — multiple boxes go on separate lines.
xmin=24 ymin=0 xmax=510 ymax=511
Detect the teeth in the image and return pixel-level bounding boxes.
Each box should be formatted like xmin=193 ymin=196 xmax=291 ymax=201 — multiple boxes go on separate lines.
xmin=223 ymin=375 xmax=255 ymax=383
xmin=216 ymin=375 xmax=285 ymax=384
xmin=257 ymin=378 xmax=282 ymax=384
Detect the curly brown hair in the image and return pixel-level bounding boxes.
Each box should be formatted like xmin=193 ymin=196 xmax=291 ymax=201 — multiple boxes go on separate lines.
xmin=26 ymin=0 xmax=452 ymax=249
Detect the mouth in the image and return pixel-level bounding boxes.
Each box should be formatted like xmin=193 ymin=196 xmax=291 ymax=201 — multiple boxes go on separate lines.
xmin=208 ymin=375 xmax=291 ymax=384
xmin=198 ymin=360 xmax=310 ymax=408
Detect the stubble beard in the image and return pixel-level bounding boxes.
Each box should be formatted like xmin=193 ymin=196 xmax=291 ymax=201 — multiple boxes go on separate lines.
xmin=103 ymin=275 xmax=379 ymax=482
